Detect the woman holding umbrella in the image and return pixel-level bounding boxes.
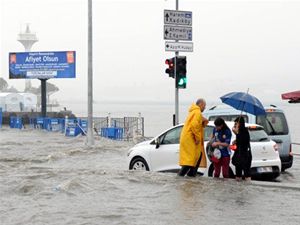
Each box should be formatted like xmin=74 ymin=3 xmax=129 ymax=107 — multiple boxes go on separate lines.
xmin=232 ymin=116 xmax=252 ymax=181
xmin=220 ymin=91 xmax=265 ymax=181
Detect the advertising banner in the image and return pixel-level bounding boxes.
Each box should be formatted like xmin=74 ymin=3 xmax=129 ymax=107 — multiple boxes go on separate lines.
xmin=9 ymin=51 xmax=76 ymax=79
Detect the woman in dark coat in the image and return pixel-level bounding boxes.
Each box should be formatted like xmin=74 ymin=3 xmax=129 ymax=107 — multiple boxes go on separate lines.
xmin=232 ymin=116 xmax=252 ymax=181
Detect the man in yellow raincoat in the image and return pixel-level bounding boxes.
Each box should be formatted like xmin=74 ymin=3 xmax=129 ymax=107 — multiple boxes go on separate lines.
xmin=178 ymin=98 xmax=208 ymax=177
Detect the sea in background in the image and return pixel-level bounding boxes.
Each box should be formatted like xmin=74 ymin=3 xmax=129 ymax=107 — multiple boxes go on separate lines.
xmin=62 ymin=100 xmax=300 ymax=153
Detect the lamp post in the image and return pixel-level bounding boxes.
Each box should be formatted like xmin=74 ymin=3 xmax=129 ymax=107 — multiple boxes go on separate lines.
xmin=87 ymin=0 xmax=94 ymax=146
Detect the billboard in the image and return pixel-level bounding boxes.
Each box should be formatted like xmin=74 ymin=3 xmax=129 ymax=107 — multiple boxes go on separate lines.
xmin=9 ymin=51 xmax=76 ymax=79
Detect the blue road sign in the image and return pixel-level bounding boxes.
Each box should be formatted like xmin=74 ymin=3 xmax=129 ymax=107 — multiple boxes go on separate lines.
xmin=9 ymin=51 xmax=76 ymax=79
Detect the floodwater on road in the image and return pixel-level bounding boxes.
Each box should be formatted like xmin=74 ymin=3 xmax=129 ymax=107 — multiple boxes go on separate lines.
xmin=1 ymin=128 xmax=300 ymax=225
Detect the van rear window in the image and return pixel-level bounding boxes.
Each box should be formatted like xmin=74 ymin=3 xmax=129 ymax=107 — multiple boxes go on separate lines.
xmin=248 ymin=127 xmax=270 ymax=142
xmin=208 ymin=115 xmax=248 ymax=123
xmin=256 ymin=112 xmax=289 ymax=135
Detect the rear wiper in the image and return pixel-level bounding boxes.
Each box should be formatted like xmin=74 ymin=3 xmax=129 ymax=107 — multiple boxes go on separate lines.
xmin=258 ymin=137 xmax=269 ymax=141
xmin=265 ymin=117 xmax=278 ymax=135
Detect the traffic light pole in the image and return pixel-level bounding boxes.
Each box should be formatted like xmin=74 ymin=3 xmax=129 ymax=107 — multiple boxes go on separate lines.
xmin=174 ymin=0 xmax=179 ymax=125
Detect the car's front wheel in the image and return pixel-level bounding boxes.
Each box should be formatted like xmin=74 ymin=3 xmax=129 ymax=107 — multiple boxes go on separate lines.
xmin=129 ymin=157 xmax=149 ymax=171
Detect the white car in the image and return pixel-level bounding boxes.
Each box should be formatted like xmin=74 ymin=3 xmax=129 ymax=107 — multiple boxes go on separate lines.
xmin=127 ymin=121 xmax=281 ymax=179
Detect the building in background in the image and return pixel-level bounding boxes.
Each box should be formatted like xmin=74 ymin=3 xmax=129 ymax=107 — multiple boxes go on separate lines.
xmin=0 ymin=92 xmax=37 ymax=112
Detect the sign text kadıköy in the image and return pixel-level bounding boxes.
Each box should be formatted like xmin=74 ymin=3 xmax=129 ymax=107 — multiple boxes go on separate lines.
xmin=164 ymin=10 xmax=192 ymax=26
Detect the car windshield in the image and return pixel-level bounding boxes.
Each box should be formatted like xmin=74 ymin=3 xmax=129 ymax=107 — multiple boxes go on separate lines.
xmin=256 ymin=112 xmax=289 ymax=135
xmin=248 ymin=126 xmax=270 ymax=142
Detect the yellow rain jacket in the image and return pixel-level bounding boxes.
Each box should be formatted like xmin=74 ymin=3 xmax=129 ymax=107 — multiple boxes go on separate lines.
xmin=179 ymin=103 xmax=207 ymax=168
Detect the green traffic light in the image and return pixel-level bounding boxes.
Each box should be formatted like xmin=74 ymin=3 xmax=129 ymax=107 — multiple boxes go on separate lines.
xmin=178 ymin=78 xmax=184 ymax=85
xmin=177 ymin=77 xmax=187 ymax=88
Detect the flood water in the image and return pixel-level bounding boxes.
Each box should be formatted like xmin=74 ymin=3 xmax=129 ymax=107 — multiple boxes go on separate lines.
xmin=1 ymin=127 xmax=300 ymax=225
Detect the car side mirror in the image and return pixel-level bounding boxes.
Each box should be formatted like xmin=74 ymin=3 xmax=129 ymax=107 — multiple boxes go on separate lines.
xmin=155 ymin=138 xmax=160 ymax=149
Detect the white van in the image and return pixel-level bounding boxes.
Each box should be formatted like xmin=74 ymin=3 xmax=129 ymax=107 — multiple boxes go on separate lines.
xmin=203 ymin=104 xmax=293 ymax=171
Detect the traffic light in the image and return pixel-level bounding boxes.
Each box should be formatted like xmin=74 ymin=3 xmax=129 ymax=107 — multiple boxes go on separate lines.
xmin=165 ymin=57 xmax=175 ymax=78
xmin=176 ymin=56 xmax=187 ymax=89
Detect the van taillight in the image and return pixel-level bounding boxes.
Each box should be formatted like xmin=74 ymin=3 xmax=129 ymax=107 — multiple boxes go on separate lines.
xmin=289 ymin=144 xmax=293 ymax=156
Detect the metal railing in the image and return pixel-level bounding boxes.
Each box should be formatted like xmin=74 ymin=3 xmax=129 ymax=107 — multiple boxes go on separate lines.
xmin=79 ymin=116 xmax=144 ymax=141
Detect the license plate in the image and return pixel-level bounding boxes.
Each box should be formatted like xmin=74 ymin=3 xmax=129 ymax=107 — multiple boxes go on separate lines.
xmin=257 ymin=167 xmax=273 ymax=173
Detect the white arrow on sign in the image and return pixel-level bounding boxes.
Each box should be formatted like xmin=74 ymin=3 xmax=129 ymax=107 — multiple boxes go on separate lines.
xmin=164 ymin=9 xmax=192 ymax=26
xmin=164 ymin=25 xmax=192 ymax=41
xmin=165 ymin=41 xmax=193 ymax=52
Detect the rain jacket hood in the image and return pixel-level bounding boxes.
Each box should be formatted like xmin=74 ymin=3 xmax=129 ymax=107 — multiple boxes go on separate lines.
xmin=189 ymin=103 xmax=200 ymax=113
xmin=179 ymin=103 xmax=207 ymax=168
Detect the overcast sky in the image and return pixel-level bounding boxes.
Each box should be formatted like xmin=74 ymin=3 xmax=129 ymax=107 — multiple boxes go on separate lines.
xmin=1 ymin=0 xmax=300 ymax=105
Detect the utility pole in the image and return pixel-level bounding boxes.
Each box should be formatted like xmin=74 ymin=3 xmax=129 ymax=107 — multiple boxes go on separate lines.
xmin=87 ymin=0 xmax=94 ymax=146
xmin=174 ymin=0 xmax=179 ymax=125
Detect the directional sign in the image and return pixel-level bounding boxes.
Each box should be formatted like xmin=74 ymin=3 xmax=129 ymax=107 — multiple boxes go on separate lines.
xmin=9 ymin=51 xmax=76 ymax=79
xmin=164 ymin=10 xmax=192 ymax=26
xmin=164 ymin=25 xmax=192 ymax=41
xmin=165 ymin=41 xmax=193 ymax=52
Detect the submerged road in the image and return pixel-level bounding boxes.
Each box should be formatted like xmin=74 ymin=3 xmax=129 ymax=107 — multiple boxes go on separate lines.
xmin=0 ymin=128 xmax=299 ymax=225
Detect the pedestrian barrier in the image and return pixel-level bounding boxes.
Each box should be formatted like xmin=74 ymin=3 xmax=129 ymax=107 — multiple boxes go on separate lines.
xmin=65 ymin=125 xmax=81 ymax=136
xmin=10 ymin=116 xmax=23 ymax=129
xmin=91 ymin=115 xmax=144 ymax=141
xmin=6 ymin=114 xmax=144 ymax=141
xmin=29 ymin=117 xmax=37 ymax=128
xmin=29 ymin=117 xmax=65 ymax=131
xmin=49 ymin=118 xmax=60 ymax=131
xmin=100 ymin=127 xmax=124 ymax=140
xmin=76 ymin=119 xmax=87 ymax=135
xmin=36 ymin=117 xmax=46 ymax=129
xmin=65 ymin=118 xmax=82 ymax=136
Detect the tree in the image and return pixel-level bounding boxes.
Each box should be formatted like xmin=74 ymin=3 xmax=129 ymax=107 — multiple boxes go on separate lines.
xmin=26 ymin=86 xmax=39 ymax=95
xmin=0 ymin=78 xmax=8 ymax=91
xmin=46 ymin=82 xmax=59 ymax=95
xmin=36 ymin=82 xmax=59 ymax=94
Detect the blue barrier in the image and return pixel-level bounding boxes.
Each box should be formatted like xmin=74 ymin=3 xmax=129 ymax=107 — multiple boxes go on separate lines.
xmin=30 ymin=117 xmax=64 ymax=131
xmin=49 ymin=118 xmax=60 ymax=131
xmin=9 ymin=116 xmax=87 ymax=137
xmin=36 ymin=117 xmax=45 ymax=129
xmin=59 ymin=118 xmax=65 ymax=133
xmin=100 ymin=127 xmax=123 ymax=140
xmin=65 ymin=120 xmax=81 ymax=136
xmin=10 ymin=116 xmax=23 ymax=129
xmin=78 ymin=119 xmax=87 ymax=134
xmin=29 ymin=117 xmax=36 ymax=128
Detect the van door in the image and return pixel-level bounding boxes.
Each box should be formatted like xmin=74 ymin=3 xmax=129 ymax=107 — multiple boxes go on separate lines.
xmin=256 ymin=111 xmax=291 ymax=161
